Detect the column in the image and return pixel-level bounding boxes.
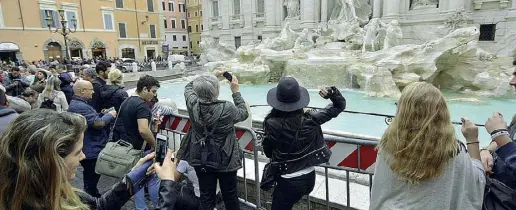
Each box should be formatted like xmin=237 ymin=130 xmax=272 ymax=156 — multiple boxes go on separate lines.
xmin=221 ymin=0 xmax=230 ymax=30
xmin=264 ymin=0 xmax=277 ymax=27
xmin=373 ymin=0 xmax=382 ymax=18
xmin=301 ymin=0 xmax=319 ymax=28
xmin=512 ymin=0 xmax=516 ymax=8
xmin=383 ymin=0 xmax=399 ymax=19
xmin=202 ymin=1 xmax=210 ymax=34
xmin=321 ymin=0 xmax=328 ymax=22
xmin=508 ymin=0 xmax=516 ymax=17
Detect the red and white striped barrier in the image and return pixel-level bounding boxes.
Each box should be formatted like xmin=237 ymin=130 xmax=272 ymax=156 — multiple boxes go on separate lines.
xmin=161 ymin=114 xmax=256 ymax=152
xmin=161 ymin=114 xmax=377 ymax=172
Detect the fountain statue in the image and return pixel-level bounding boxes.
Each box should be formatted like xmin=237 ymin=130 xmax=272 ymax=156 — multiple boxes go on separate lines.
xmin=383 ymin=20 xmax=403 ymax=50
xmin=200 ymin=4 xmax=514 ymax=99
xmin=410 ymin=0 xmax=439 ymax=10
xmin=284 ymin=0 xmax=300 ymax=20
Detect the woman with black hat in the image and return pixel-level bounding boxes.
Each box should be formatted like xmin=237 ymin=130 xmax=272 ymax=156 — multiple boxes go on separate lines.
xmin=31 ymin=69 xmax=49 ymax=93
xmin=262 ymin=77 xmax=346 ymax=210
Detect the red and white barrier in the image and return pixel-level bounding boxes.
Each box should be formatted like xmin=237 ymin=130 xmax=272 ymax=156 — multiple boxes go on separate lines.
xmin=161 ymin=114 xmax=377 ymax=172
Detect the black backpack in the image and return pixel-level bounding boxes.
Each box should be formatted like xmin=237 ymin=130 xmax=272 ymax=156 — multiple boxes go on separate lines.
xmin=189 ymin=103 xmax=226 ymax=172
xmin=40 ymin=97 xmax=57 ymax=110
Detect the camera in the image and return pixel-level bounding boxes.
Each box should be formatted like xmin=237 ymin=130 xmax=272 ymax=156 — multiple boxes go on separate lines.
xmin=322 ymin=86 xmax=337 ymax=99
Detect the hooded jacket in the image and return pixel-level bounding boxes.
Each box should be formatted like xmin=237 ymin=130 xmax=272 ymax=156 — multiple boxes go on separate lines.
xmin=0 ymin=107 xmax=18 ymax=135
xmin=100 ymin=84 xmax=128 ymax=112
xmin=178 ymin=81 xmax=249 ymax=172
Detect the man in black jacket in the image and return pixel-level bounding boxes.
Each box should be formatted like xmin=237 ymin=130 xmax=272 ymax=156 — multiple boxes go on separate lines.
xmin=92 ymin=61 xmax=110 ymax=112
xmin=3 ymin=67 xmax=29 ymax=97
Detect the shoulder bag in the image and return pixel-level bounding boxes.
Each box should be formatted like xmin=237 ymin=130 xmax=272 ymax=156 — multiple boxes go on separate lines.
xmin=95 ymin=98 xmax=148 ymax=178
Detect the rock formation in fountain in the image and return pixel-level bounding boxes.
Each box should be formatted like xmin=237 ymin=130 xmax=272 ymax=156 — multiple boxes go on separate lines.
xmin=200 ymin=9 xmax=514 ymax=98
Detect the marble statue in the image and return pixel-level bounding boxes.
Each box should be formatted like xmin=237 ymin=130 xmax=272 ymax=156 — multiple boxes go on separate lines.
xmin=284 ymin=0 xmax=300 ymax=20
xmin=411 ymin=0 xmax=439 ymax=10
xmin=383 ymin=20 xmax=403 ymax=50
xmin=260 ymin=22 xmax=299 ymax=51
xmin=294 ymin=28 xmax=315 ymax=50
xmin=444 ymin=9 xmax=468 ymax=32
xmin=362 ymin=18 xmax=382 ymax=52
xmin=331 ymin=0 xmax=372 ymax=25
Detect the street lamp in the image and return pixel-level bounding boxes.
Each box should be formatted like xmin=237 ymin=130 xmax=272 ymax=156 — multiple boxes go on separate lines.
xmin=46 ymin=6 xmax=77 ymax=63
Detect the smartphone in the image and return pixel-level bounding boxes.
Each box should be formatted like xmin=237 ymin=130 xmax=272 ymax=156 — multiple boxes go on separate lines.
xmin=155 ymin=134 xmax=169 ymax=165
xmin=223 ymin=71 xmax=233 ymax=82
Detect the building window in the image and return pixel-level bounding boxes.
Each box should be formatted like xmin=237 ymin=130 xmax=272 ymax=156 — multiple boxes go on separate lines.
xmin=479 ymin=24 xmax=496 ymax=41
xmin=200 ymin=10 xmax=202 ymax=16
xmin=179 ymin=4 xmax=185 ymax=12
xmin=233 ymin=0 xmax=240 ymax=15
xmin=188 ymin=12 xmax=191 ymax=18
xmin=118 ymin=23 xmax=127 ymax=38
xmin=116 ymin=0 xmax=124 ymax=8
xmin=122 ymin=48 xmax=135 ymax=58
xmin=164 ymin=19 xmax=168 ymax=28
xmin=147 ymin=0 xmax=154 ymax=12
xmin=195 ymin=25 xmax=198 ymax=32
xmin=150 ymin=24 xmax=157 ymax=38
xmin=195 ymin=11 xmax=198 ymax=16
xmin=65 ymin=11 xmax=78 ymax=29
xmin=235 ymin=36 xmax=241 ymax=48
xmin=162 ymin=1 xmax=166 ymax=11
xmin=188 ymin=26 xmax=192 ymax=32
xmin=201 ymin=24 xmax=203 ymax=30
xmin=181 ymin=19 xmax=186 ymax=28
xmin=40 ymin=10 xmax=59 ymax=28
xmin=212 ymin=1 xmax=219 ymax=16
xmin=173 ymin=35 xmax=177 ymax=41
xmin=190 ymin=41 xmax=192 ymax=48
xmin=258 ymin=35 xmax=262 ymax=41
xmin=169 ymin=1 xmax=174 ymax=11
xmin=171 ymin=19 xmax=176 ymax=28
xmin=196 ymin=41 xmax=199 ymax=46
xmin=183 ymin=35 xmax=186 ymax=41
xmin=183 ymin=46 xmax=188 ymax=49
xmin=257 ymin=0 xmax=264 ymax=14
xmin=103 ymin=12 xmax=114 ymax=30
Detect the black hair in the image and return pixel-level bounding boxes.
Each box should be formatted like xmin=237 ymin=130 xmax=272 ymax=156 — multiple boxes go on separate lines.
xmin=136 ymin=75 xmax=160 ymax=93
xmin=0 ymin=89 xmax=7 ymax=106
xmin=11 ymin=67 xmax=20 ymax=72
xmin=95 ymin=61 xmax=109 ymax=74
xmin=22 ymin=88 xmax=38 ymax=98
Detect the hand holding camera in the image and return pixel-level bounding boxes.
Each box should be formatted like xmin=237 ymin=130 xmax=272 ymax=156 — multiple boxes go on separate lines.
xmin=319 ymin=86 xmax=338 ymax=99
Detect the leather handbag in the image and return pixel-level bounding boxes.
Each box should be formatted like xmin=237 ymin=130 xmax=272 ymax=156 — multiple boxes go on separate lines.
xmin=95 ymin=99 xmax=147 ymax=178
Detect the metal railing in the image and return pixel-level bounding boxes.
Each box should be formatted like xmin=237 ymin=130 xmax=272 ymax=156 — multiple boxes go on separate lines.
xmin=160 ymin=109 xmax=384 ymax=209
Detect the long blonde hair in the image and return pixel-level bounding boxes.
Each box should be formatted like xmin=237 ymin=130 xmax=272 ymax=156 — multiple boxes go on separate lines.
xmin=42 ymin=76 xmax=62 ymax=98
xmin=379 ymin=82 xmax=457 ymax=183
xmin=0 ymin=110 xmax=89 ymax=210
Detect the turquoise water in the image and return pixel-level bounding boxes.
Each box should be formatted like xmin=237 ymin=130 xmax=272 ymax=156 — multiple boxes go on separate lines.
xmin=158 ymin=82 xmax=516 ymax=147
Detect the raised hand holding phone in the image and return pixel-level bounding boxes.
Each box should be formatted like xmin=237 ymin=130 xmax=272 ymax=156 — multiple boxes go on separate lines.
xmin=155 ymin=134 xmax=169 ymax=165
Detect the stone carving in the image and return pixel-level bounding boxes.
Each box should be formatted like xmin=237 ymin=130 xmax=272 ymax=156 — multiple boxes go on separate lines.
xmin=410 ymin=0 xmax=439 ymax=10
xmin=362 ymin=18 xmax=382 ymax=52
xmin=331 ymin=0 xmax=372 ymax=24
xmin=260 ymin=23 xmax=299 ymax=51
xmin=383 ymin=20 xmax=403 ymax=50
xmin=294 ymin=29 xmax=315 ymax=50
xmin=444 ymin=9 xmax=468 ymax=32
xmin=284 ymin=0 xmax=300 ymax=20
xmin=199 ymin=37 xmax=236 ymax=64
xmin=91 ymin=39 xmax=106 ymax=49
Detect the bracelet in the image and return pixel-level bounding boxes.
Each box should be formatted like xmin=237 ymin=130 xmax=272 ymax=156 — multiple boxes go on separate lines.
xmin=466 ymin=141 xmax=479 ymax=145
xmin=491 ymin=131 xmax=509 ymax=140
xmin=490 ymin=129 xmax=508 ymax=136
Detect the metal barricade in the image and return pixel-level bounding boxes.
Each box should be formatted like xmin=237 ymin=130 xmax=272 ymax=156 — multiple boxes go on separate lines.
xmin=160 ymin=113 xmax=262 ymax=209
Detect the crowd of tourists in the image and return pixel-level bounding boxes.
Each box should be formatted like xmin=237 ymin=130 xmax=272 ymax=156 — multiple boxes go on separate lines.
xmin=0 ymin=59 xmax=514 ymax=210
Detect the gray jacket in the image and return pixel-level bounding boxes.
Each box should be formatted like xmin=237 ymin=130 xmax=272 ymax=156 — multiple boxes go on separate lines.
xmin=0 ymin=108 xmax=18 ymax=135
xmin=7 ymin=96 xmax=32 ymax=113
xmin=178 ymin=81 xmax=249 ymax=172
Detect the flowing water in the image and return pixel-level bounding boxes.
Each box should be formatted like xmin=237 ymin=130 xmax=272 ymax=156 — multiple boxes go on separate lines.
xmin=158 ymin=82 xmax=516 ymax=147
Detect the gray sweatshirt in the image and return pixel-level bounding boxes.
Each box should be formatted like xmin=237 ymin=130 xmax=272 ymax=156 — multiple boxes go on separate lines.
xmin=370 ymin=146 xmax=486 ymax=210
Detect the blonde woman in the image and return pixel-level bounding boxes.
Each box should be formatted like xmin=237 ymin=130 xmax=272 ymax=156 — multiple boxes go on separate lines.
xmin=370 ymin=82 xmax=485 ymax=210
xmin=0 ymin=109 xmax=183 ymax=210
xmin=100 ymin=68 xmax=128 ymax=112
xmin=36 ymin=76 xmax=69 ymax=112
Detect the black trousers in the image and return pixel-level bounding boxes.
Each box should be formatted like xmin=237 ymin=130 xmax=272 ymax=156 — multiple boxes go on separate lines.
xmin=271 ymin=171 xmax=316 ymax=210
xmin=195 ymin=169 xmax=240 ymax=210
xmin=80 ymin=158 xmax=101 ymax=198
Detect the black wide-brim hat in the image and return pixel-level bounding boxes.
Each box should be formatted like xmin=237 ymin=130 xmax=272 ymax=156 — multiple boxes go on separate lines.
xmin=267 ymin=77 xmax=310 ymax=112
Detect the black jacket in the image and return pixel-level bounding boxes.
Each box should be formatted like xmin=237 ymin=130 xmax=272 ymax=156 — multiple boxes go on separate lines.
xmin=79 ymin=178 xmax=179 ymax=210
xmin=262 ymin=90 xmax=346 ymax=175
xmin=100 ymin=84 xmax=128 ymax=111
xmin=3 ymin=74 xmax=29 ymax=97
xmin=92 ymin=77 xmax=107 ymax=112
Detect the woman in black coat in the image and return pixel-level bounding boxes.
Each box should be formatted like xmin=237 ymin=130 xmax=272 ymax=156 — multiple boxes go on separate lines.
xmin=262 ymin=77 xmax=346 ymax=210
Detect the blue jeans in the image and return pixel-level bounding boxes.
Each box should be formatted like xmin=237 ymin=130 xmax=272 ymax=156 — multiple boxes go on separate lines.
xmin=134 ymin=174 xmax=161 ymax=210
